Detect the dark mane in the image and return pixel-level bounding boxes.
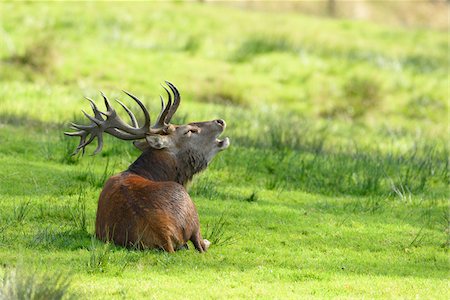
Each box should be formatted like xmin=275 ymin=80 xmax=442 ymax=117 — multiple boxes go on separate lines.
xmin=127 ymin=148 xmax=208 ymax=186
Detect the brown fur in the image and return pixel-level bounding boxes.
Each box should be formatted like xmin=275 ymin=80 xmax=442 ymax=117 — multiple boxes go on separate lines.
xmin=96 ymin=172 xmax=205 ymax=252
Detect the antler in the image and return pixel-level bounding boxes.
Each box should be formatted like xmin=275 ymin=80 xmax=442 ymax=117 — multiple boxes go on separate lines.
xmin=153 ymin=81 xmax=181 ymax=129
xmin=65 ymin=81 xmax=182 ymax=155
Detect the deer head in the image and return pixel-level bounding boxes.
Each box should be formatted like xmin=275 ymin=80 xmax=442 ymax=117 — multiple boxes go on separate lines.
xmin=65 ymin=82 xmax=230 ymax=177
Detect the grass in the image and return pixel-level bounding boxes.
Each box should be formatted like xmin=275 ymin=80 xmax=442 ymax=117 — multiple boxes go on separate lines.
xmin=0 ymin=1 xmax=448 ymax=299
xmin=0 ymin=264 xmax=74 ymax=300
xmin=203 ymin=211 xmax=236 ymax=247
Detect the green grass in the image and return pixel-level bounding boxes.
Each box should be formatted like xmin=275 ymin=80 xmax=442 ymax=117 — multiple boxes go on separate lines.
xmin=0 ymin=264 xmax=74 ymax=300
xmin=0 ymin=1 xmax=448 ymax=299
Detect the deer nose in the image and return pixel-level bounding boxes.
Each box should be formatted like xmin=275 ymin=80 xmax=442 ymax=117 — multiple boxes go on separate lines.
xmin=215 ymin=119 xmax=226 ymax=127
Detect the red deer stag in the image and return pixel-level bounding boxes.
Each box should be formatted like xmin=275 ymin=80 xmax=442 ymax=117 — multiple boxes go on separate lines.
xmin=65 ymin=82 xmax=229 ymax=252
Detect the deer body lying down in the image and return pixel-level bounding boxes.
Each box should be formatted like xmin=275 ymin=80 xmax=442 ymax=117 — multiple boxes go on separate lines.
xmin=65 ymin=82 xmax=229 ymax=252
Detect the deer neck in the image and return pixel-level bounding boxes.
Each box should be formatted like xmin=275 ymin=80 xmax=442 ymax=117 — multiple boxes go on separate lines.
xmin=126 ymin=148 xmax=208 ymax=186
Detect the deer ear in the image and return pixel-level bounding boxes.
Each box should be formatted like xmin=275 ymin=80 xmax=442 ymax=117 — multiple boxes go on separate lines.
xmin=133 ymin=140 xmax=149 ymax=151
xmin=144 ymin=135 xmax=171 ymax=149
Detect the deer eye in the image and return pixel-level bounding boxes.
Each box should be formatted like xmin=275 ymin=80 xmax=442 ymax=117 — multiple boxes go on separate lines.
xmin=185 ymin=128 xmax=199 ymax=136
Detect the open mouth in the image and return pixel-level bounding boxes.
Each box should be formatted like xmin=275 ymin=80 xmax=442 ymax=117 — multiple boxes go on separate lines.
xmin=216 ymin=137 xmax=230 ymax=150
xmin=214 ymin=120 xmax=229 ymax=150
xmin=215 ymin=127 xmax=230 ymax=150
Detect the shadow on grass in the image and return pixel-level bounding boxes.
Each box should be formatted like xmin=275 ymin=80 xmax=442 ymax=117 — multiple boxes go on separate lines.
xmin=0 ymin=160 xmax=88 ymax=197
xmin=29 ymin=227 xmax=92 ymax=251
xmin=0 ymin=112 xmax=65 ymax=129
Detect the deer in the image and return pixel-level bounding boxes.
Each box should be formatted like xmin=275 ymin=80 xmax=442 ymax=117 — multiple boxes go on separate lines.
xmin=65 ymin=82 xmax=229 ymax=252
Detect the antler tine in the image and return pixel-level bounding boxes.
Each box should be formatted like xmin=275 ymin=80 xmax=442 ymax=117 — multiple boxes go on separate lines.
xmin=64 ymin=129 xmax=88 ymax=156
xmin=93 ymin=134 xmax=104 ymax=155
xmin=78 ymin=133 xmax=96 ymax=150
xmin=116 ymin=99 xmax=138 ymax=128
xmin=164 ymin=81 xmax=180 ymax=124
xmin=64 ymin=130 xmax=84 ymax=137
xmin=160 ymin=95 xmax=164 ymax=110
xmin=122 ymin=90 xmax=151 ymax=130
xmin=156 ymin=95 xmax=165 ymax=124
xmin=154 ymin=85 xmax=172 ymax=128
xmin=101 ymin=92 xmax=114 ymax=115
xmin=82 ymin=110 xmax=102 ymax=125
xmin=85 ymin=97 xmax=104 ymax=121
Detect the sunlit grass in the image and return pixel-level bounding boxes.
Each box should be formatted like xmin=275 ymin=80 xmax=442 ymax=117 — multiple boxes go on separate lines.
xmin=0 ymin=1 xmax=448 ymax=299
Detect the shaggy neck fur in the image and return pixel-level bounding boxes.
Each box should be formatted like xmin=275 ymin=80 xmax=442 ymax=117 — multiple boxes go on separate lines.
xmin=127 ymin=148 xmax=208 ymax=186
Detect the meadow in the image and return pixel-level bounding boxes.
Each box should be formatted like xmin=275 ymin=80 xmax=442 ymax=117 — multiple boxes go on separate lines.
xmin=0 ymin=2 xmax=448 ymax=299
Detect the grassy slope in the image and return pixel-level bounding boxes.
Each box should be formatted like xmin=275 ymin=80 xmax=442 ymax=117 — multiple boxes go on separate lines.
xmin=0 ymin=2 xmax=448 ymax=299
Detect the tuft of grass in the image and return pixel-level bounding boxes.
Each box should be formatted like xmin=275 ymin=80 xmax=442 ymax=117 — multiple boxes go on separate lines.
xmin=13 ymin=199 xmax=33 ymax=223
xmin=440 ymin=208 xmax=450 ymax=249
xmin=244 ymin=191 xmax=258 ymax=202
xmin=389 ymin=180 xmax=413 ymax=202
xmin=342 ymin=75 xmax=382 ymax=118
xmin=70 ymin=186 xmax=88 ymax=233
xmin=0 ymin=265 xmax=74 ymax=300
xmin=203 ymin=211 xmax=235 ymax=247
xmin=3 ymin=35 xmax=57 ymax=75
xmin=404 ymin=94 xmax=446 ymax=121
xmin=87 ymin=237 xmax=112 ymax=273
xmin=30 ymin=226 xmax=59 ymax=249
xmin=60 ymin=135 xmax=80 ymax=165
xmin=323 ymin=75 xmax=382 ymax=119
xmin=0 ymin=224 xmax=9 ymax=245
xmin=95 ymin=157 xmax=116 ymax=188
xmin=182 ymin=35 xmax=201 ymax=53
xmin=230 ymin=35 xmax=294 ymax=62
xmin=199 ymin=90 xmax=246 ymax=106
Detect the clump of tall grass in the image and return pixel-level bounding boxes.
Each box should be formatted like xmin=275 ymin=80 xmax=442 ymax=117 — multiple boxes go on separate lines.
xmin=342 ymin=75 xmax=382 ymax=118
xmin=402 ymin=54 xmax=441 ymax=73
xmin=0 ymin=265 xmax=74 ymax=300
xmin=0 ymin=224 xmax=9 ymax=245
xmin=244 ymin=191 xmax=258 ymax=203
xmin=30 ymin=226 xmax=59 ymax=249
xmin=60 ymin=135 xmax=80 ymax=165
xmin=321 ymin=75 xmax=382 ymax=119
xmin=230 ymin=35 xmax=294 ymax=62
xmin=404 ymin=94 xmax=446 ymax=121
xmin=4 ymin=35 xmax=58 ymax=75
xmin=87 ymin=237 xmax=112 ymax=273
xmin=70 ymin=186 xmax=88 ymax=233
xmin=199 ymin=90 xmax=246 ymax=106
xmin=440 ymin=208 xmax=450 ymax=249
xmin=196 ymin=78 xmax=248 ymax=106
xmin=13 ymin=198 xmax=33 ymax=223
xmin=203 ymin=212 xmax=236 ymax=247
xmin=182 ymin=35 xmax=201 ymax=53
